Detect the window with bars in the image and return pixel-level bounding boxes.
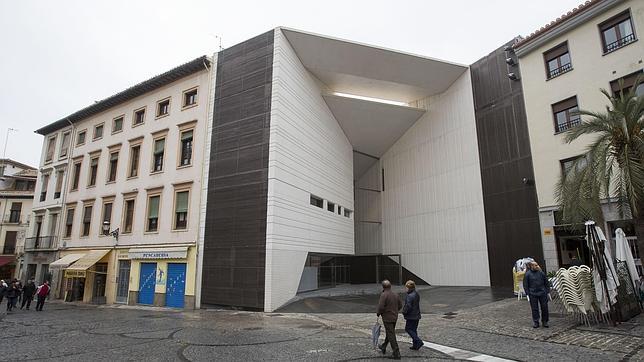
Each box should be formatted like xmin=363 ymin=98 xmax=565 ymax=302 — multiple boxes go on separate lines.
xmin=147 ymin=195 xmax=160 ymax=232
xmin=544 ymin=42 xmax=572 ymax=79
xmin=552 ymin=96 xmax=581 ymax=133
xmin=600 ymin=10 xmax=637 ymax=54
xmin=108 ymin=152 xmax=118 ymax=182
xmin=152 ymin=138 xmax=165 ymax=172
xmin=610 ymin=71 xmax=644 ymax=98
xmin=179 ymin=130 xmax=193 ymax=166
xmin=174 ymin=191 xmax=189 ymax=230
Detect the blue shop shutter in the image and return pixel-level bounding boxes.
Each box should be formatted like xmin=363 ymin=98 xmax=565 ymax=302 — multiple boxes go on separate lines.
xmin=166 ymin=263 xmax=186 ymax=308
xmin=138 ymin=262 xmax=157 ymax=305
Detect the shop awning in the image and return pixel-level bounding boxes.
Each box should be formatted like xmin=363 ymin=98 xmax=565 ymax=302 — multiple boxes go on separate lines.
xmin=0 ymin=256 xmax=15 ymax=267
xmin=66 ymin=249 xmax=110 ymax=272
xmin=50 ymin=254 xmax=85 ymax=269
xmin=128 ymin=247 xmax=188 ymax=260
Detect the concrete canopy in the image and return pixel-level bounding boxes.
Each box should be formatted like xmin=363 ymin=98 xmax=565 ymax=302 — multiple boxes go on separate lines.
xmin=280 ymin=27 xmax=467 ymax=179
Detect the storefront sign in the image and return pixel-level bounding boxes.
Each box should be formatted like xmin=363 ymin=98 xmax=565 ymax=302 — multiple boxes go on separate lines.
xmin=128 ymin=247 xmax=187 ymax=260
xmin=65 ymin=269 xmax=86 ymax=278
xmin=117 ymin=250 xmax=130 ymax=260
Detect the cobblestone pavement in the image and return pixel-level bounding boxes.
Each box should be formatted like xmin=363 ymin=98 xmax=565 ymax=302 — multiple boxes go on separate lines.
xmin=0 ymin=302 xmax=450 ymax=361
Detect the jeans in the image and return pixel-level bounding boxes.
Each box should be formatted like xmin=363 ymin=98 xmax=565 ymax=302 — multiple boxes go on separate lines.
xmin=36 ymin=295 xmax=46 ymax=311
xmin=529 ymin=294 xmax=549 ymax=324
xmin=405 ymin=319 xmax=423 ymax=348
xmin=381 ymin=321 xmax=400 ymax=356
xmin=6 ymin=297 xmax=17 ymax=311
xmin=21 ymin=295 xmax=33 ymax=309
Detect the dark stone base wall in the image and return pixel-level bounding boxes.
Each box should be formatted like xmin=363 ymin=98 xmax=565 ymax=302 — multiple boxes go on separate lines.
xmin=201 ymin=30 xmax=275 ymax=310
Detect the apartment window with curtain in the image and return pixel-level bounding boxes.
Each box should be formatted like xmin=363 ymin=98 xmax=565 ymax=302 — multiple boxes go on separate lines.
xmin=88 ymin=156 xmax=99 ymax=187
xmin=600 ymin=10 xmax=637 ymax=54
xmin=123 ymin=198 xmax=135 ymax=233
xmin=60 ymin=132 xmax=70 ymax=158
xmin=71 ymin=161 xmax=82 ymax=190
xmin=82 ymin=204 xmax=93 ymax=237
xmin=76 ymin=130 xmax=86 ymax=146
xmin=174 ymin=190 xmax=189 ymax=230
xmin=552 ymin=96 xmax=581 ymax=133
xmin=129 ymin=144 xmax=141 ymax=178
xmin=146 ymin=195 xmax=160 ymax=232
xmin=45 ymin=136 xmax=56 ymax=162
xmin=64 ymin=207 xmax=74 ymax=238
xmin=107 ymin=151 xmax=118 ymax=183
xmin=179 ymin=130 xmax=193 ymax=167
xmin=157 ymin=98 xmax=170 ymax=118
xmin=183 ymin=87 xmax=198 ymax=108
xmin=54 ymin=169 xmax=64 ymax=199
xmin=40 ymin=173 xmax=49 ymax=202
xmin=543 ymin=42 xmax=572 ymax=79
xmin=133 ymin=107 xmax=146 ymax=126
xmin=93 ymin=123 xmax=104 ymax=140
xmin=152 ymin=138 xmax=165 ymax=172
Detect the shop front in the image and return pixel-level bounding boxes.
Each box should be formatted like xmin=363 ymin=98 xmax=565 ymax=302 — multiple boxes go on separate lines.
xmin=53 ymin=249 xmax=112 ymax=304
xmin=127 ymin=246 xmax=196 ymax=309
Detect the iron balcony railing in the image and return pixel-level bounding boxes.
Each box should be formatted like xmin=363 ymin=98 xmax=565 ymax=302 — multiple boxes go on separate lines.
xmin=556 ymin=116 xmax=582 ymax=133
xmin=547 ymin=62 xmax=573 ymax=79
xmin=24 ymin=236 xmax=58 ymax=251
xmin=604 ymin=33 xmax=636 ymax=54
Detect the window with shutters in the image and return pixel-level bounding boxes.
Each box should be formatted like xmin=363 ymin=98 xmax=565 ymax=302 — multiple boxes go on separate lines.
xmin=129 ymin=144 xmax=141 ymax=178
xmin=112 ymin=116 xmax=124 ymax=134
xmin=107 ymin=151 xmax=119 ymax=183
xmin=179 ymin=129 xmax=193 ymax=167
xmin=82 ymin=203 xmax=93 ymax=237
xmin=54 ymin=170 xmax=64 ymax=199
xmin=64 ymin=207 xmax=74 ymax=238
xmin=60 ymin=132 xmax=71 ymax=158
xmin=45 ymin=136 xmax=56 ymax=163
xmin=93 ymin=123 xmax=104 ymax=140
xmin=123 ymin=198 xmax=135 ymax=234
xmin=88 ymin=156 xmax=99 ymax=187
xmin=552 ymin=96 xmax=581 ymax=133
xmin=40 ymin=173 xmax=49 ymax=202
xmin=133 ymin=107 xmax=146 ymax=126
xmin=152 ymin=138 xmax=165 ymax=173
xmin=101 ymin=201 xmax=113 ymax=235
xmin=71 ymin=160 xmax=82 ymax=191
xmin=76 ymin=130 xmax=86 ymax=146
xmin=146 ymin=194 xmax=161 ymax=232
xmin=174 ymin=190 xmax=189 ymax=230
xmin=543 ymin=42 xmax=572 ymax=79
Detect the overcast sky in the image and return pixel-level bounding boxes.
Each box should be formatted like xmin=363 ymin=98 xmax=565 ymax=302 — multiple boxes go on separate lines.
xmin=0 ymin=0 xmax=584 ymax=167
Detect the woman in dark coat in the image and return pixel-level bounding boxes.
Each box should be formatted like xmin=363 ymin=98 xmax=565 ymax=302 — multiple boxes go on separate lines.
xmin=402 ymin=280 xmax=423 ymax=350
xmin=523 ymin=261 xmax=551 ymax=328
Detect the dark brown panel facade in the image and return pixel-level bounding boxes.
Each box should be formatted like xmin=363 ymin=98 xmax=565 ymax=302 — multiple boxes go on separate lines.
xmin=201 ymin=30 xmax=274 ymax=310
xmin=470 ymin=41 xmax=544 ymax=287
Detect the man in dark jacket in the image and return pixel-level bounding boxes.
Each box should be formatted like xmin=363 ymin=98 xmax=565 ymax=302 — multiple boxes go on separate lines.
xmin=6 ymin=281 xmax=19 ymax=312
xmin=21 ymin=279 xmax=36 ymax=310
xmin=377 ymin=279 xmax=403 ymax=360
xmin=523 ymin=261 xmax=551 ymax=328
xmin=402 ymin=280 xmax=423 ymax=350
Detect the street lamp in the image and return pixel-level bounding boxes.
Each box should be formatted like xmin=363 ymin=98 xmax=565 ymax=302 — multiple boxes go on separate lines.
xmin=102 ymin=221 xmax=119 ymax=242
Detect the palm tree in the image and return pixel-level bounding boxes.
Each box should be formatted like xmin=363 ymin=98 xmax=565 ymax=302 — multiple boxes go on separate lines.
xmin=555 ymin=76 xmax=644 ymax=254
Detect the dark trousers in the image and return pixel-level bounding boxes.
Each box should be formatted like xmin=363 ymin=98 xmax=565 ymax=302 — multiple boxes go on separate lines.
xmin=6 ymin=297 xmax=17 ymax=311
xmin=529 ymin=294 xmax=549 ymax=324
xmin=381 ymin=321 xmax=400 ymax=356
xmin=21 ymin=295 xmax=33 ymax=309
xmin=405 ymin=319 xmax=422 ymax=347
xmin=36 ymin=296 xmax=46 ymax=311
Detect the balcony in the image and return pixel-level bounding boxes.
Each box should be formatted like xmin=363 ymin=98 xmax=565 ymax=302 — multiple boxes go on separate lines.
xmin=2 ymin=212 xmax=26 ymax=224
xmin=604 ymin=33 xmax=637 ymax=54
xmin=24 ymin=236 xmax=58 ymax=251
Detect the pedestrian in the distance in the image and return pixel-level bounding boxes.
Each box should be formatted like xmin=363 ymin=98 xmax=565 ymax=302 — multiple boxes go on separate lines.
xmin=21 ymin=279 xmax=36 ymax=310
xmin=523 ymin=261 xmax=550 ymax=328
xmin=377 ymin=279 xmax=403 ymax=360
xmin=0 ymin=280 xmax=7 ymax=305
xmin=36 ymin=280 xmax=50 ymax=311
xmin=6 ymin=281 xmax=19 ymax=312
xmin=16 ymin=279 xmax=22 ymax=305
xmin=402 ymin=280 xmax=423 ymax=350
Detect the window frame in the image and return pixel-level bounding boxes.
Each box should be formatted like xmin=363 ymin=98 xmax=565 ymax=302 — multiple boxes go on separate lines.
xmin=599 ymin=10 xmax=637 ymax=54
xmin=107 ymin=149 xmax=119 ymax=183
xmin=151 ymin=136 xmax=166 ymax=174
xmin=172 ymin=187 xmax=191 ymax=231
xmin=310 ymin=195 xmax=323 ymax=208
xmin=122 ymin=195 xmax=137 ymax=234
xmin=76 ymin=129 xmax=87 ymax=146
xmin=145 ymin=192 xmax=162 ymax=233
xmin=610 ymin=70 xmax=644 ymax=97
xmin=327 ymin=201 xmax=335 ymax=213
xmin=54 ymin=169 xmax=64 ymax=199
xmin=132 ymin=107 xmax=146 ymax=127
xmin=112 ymin=115 xmax=124 ymax=134
xmin=552 ymin=96 xmax=581 ymax=134
xmin=45 ymin=135 xmax=57 ymax=163
xmin=71 ymin=158 xmax=82 ymax=191
xmin=40 ymin=173 xmax=50 ymax=202
xmin=59 ymin=131 xmax=71 ymax=159
xmin=64 ymin=205 xmax=75 ymax=239
xmin=543 ymin=41 xmax=573 ymax=80
xmin=178 ymin=128 xmax=194 ymax=168
xmin=100 ymin=198 xmax=114 ymax=237
xmin=93 ymin=123 xmax=104 ymax=141
xmin=81 ymin=201 xmax=94 ymax=238
xmin=182 ymin=87 xmax=199 ymax=109
xmin=87 ymin=154 xmax=100 ymax=187
xmin=128 ymin=138 xmax=143 ymax=179
xmin=156 ymin=97 xmax=171 ymax=119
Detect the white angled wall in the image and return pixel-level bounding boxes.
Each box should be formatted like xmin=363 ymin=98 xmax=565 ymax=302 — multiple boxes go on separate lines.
xmin=264 ymin=29 xmax=355 ymax=311
xmin=380 ymin=71 xmax=490 ymax=286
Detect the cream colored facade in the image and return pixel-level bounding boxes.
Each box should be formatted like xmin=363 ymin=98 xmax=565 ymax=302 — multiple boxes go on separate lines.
xmin=517 ymin=0 xmax=644 ymax=271
xmin=33 ymin=58 xmax=212 ymax=308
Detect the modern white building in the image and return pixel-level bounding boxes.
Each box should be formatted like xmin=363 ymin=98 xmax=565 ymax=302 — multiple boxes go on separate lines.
xmin=0 ymin=159 xmax=36 ymax=281
xmin=514 ymin=0 xmax=643 ymax=273
xmin=33 ymin=56 xmax=212 ymax=308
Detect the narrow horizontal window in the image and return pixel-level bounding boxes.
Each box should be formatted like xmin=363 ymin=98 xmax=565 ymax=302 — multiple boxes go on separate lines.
xmin=310 ymin=195 xmax=323 ymax=208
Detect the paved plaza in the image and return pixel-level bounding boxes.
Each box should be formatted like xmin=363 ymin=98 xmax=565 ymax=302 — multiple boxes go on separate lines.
xmin=0 ymin=287 xmax=643 ymax=361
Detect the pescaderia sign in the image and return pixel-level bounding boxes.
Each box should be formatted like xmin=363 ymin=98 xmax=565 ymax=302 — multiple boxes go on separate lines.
xmin=128 ymin=248 xmax=187 ymax=260
xmin=65 ymin=269 xmax=87 ymax=278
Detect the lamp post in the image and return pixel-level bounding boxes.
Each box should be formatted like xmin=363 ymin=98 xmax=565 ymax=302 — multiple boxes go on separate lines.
xmin=102 ymin=221 xmax=119 ymax=242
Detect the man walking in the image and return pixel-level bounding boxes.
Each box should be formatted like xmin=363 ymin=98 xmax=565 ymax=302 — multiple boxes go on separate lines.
xmin=377 ymin=279 xmax=403 ymax=360
xmin=20 ymin=279 xmax=36 ymax=310
xmin=6 ymin=280 xmax=19 ymax=312
xmin=402 ymin=280 xmax=423 ymax=350
xmin=36 ymin=281 xmax=50 ymax=311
